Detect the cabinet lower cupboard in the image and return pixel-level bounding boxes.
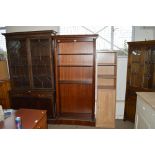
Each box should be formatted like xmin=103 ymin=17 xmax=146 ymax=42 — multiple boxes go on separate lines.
xmin=96 ymin=52 xmax=117 ymax=128
xmin=135 ymin=92 xmax=155 ymax=129
xmin=96 ymin=89 xmax=116 ymax=128
xmin=55 ymin=35 xmax=98 ymax=124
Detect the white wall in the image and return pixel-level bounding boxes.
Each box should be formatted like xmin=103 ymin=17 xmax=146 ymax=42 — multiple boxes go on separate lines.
xmin=6 ymin=26 xmax=59 ymax=33
xmin=115 ymin=56 xmax=128 ymax=119
xmin=133 ymin=26 xmax=155 ymax=41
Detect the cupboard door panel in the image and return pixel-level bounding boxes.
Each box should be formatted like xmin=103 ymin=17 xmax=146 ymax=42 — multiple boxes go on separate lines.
xmin=59 ymin=84 xmax=93 ymax=114
xmin=96 ymin=89 xmax=116 ymax=128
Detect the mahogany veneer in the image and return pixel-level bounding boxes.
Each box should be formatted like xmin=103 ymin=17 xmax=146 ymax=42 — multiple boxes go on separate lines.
xmin=55 ymin=35 xmax=98 ymax=124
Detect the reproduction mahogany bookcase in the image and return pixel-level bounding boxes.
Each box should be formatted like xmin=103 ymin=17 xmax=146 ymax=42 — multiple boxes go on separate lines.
xmin=96 ymin=51 xmax=117 ymax=128
xmin=3 ymin=31 xmax=56 ymax=118
xmin=54 ymin=35 xmax=98 ymax=124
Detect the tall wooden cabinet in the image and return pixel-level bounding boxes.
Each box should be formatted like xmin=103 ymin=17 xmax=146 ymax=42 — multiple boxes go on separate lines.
xmin=124 ymin=41 xmax=155 ymax=122
xmin=55 ymin=35 xmax=98 ymax=124
xmin=3 ymin=31 xmax=56 ymax=118
xmin=96 ymin=52 xmax=117 ymax=128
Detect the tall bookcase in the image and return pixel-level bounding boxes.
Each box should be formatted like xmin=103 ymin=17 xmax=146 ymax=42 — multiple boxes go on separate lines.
xmin=55 ymin=35 xmax=98 ymax=124
xmin=3 ymin=31 xmax=56 ymax=118
xmin=96 ymin=51 xmax=117 ymax=128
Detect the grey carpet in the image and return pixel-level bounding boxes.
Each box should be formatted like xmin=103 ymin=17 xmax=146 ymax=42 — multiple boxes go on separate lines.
xmin=48 ymin=119 xmax=134 ymax=129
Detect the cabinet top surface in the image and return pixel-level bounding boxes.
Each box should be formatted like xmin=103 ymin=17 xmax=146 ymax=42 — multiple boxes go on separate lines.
xmin=55 ymin=34 xmax=98 ymax=38
xmin=137 ymin=92 xmax=155 ymax=109
xmin=0 ymin=109 xmax=46 ymax=129
xmin=128 ymin=40 xmax=155 ymax=46
xmin=2 ymin=30 xmax=57 ymax=37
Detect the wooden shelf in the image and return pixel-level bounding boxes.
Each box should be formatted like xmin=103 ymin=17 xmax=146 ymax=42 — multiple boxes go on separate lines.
xmin=58 ymin=65 xmax=93 ymax=67
xmin=97 ymin=85 xmax=116 ymax=89
xmin=58 ymin=53 xmax=93 ymax=55
xmin=59 ymin=80 xmax=92 ymax=84
xmin=98 ymin=75 xmax=116 ymax=79
xmin=97 ymin=63 xmax=116 ymax=66
xmin=97 ymin=51 xmax=116 ymax=53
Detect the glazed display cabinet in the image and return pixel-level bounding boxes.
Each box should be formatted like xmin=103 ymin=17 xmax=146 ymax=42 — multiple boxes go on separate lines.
xmin=3 ymin=31 xmax=56 ymax=118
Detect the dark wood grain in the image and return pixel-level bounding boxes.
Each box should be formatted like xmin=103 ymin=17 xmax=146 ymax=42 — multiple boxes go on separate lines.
xmin=3 ymin=31 xmax=56 ymax=118
xmin=124 ymin=41 xmax=155 ymax=122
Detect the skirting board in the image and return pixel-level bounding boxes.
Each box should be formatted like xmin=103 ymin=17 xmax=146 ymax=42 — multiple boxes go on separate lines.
xmin=115 ymin=100 xmax=125 ymax=119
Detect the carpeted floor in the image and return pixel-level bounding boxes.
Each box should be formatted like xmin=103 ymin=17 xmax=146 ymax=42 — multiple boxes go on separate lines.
xmin=48 ymin=119 xmax=134 ymax=129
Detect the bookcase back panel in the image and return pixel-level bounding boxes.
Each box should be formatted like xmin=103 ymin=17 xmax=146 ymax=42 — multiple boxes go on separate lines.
xmin=59 ymin=67 xmax=93 ymax=81
xmin=98 ymin=78 xmax=115 ymax=86
xmin=58 ymin=55 xmax=93 ymax=66
xmin=98 ymin=66 xmax=115 ymax=75
xmin=97 ymin=53 xmax=115 ymax=64
xmin=59 ymin=42 xmax=93 ymax=54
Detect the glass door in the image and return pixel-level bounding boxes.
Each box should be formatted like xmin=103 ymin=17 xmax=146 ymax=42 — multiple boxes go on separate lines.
xmin=7 ymin=39 xmax=30 ymax=89
xmin=30 ymin=38 xmax=53 ymax=89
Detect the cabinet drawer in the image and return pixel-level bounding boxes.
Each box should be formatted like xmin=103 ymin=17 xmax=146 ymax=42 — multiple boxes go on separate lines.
xmin=10 ymin=90 xmax=54 ymax=98
xmin=137 ymin=97 xmax=154 ymax=125
xmin=10 ymin=93 xmax=55 ymax=118
xmin=34 ymin=115 xmax=47 ymax=129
